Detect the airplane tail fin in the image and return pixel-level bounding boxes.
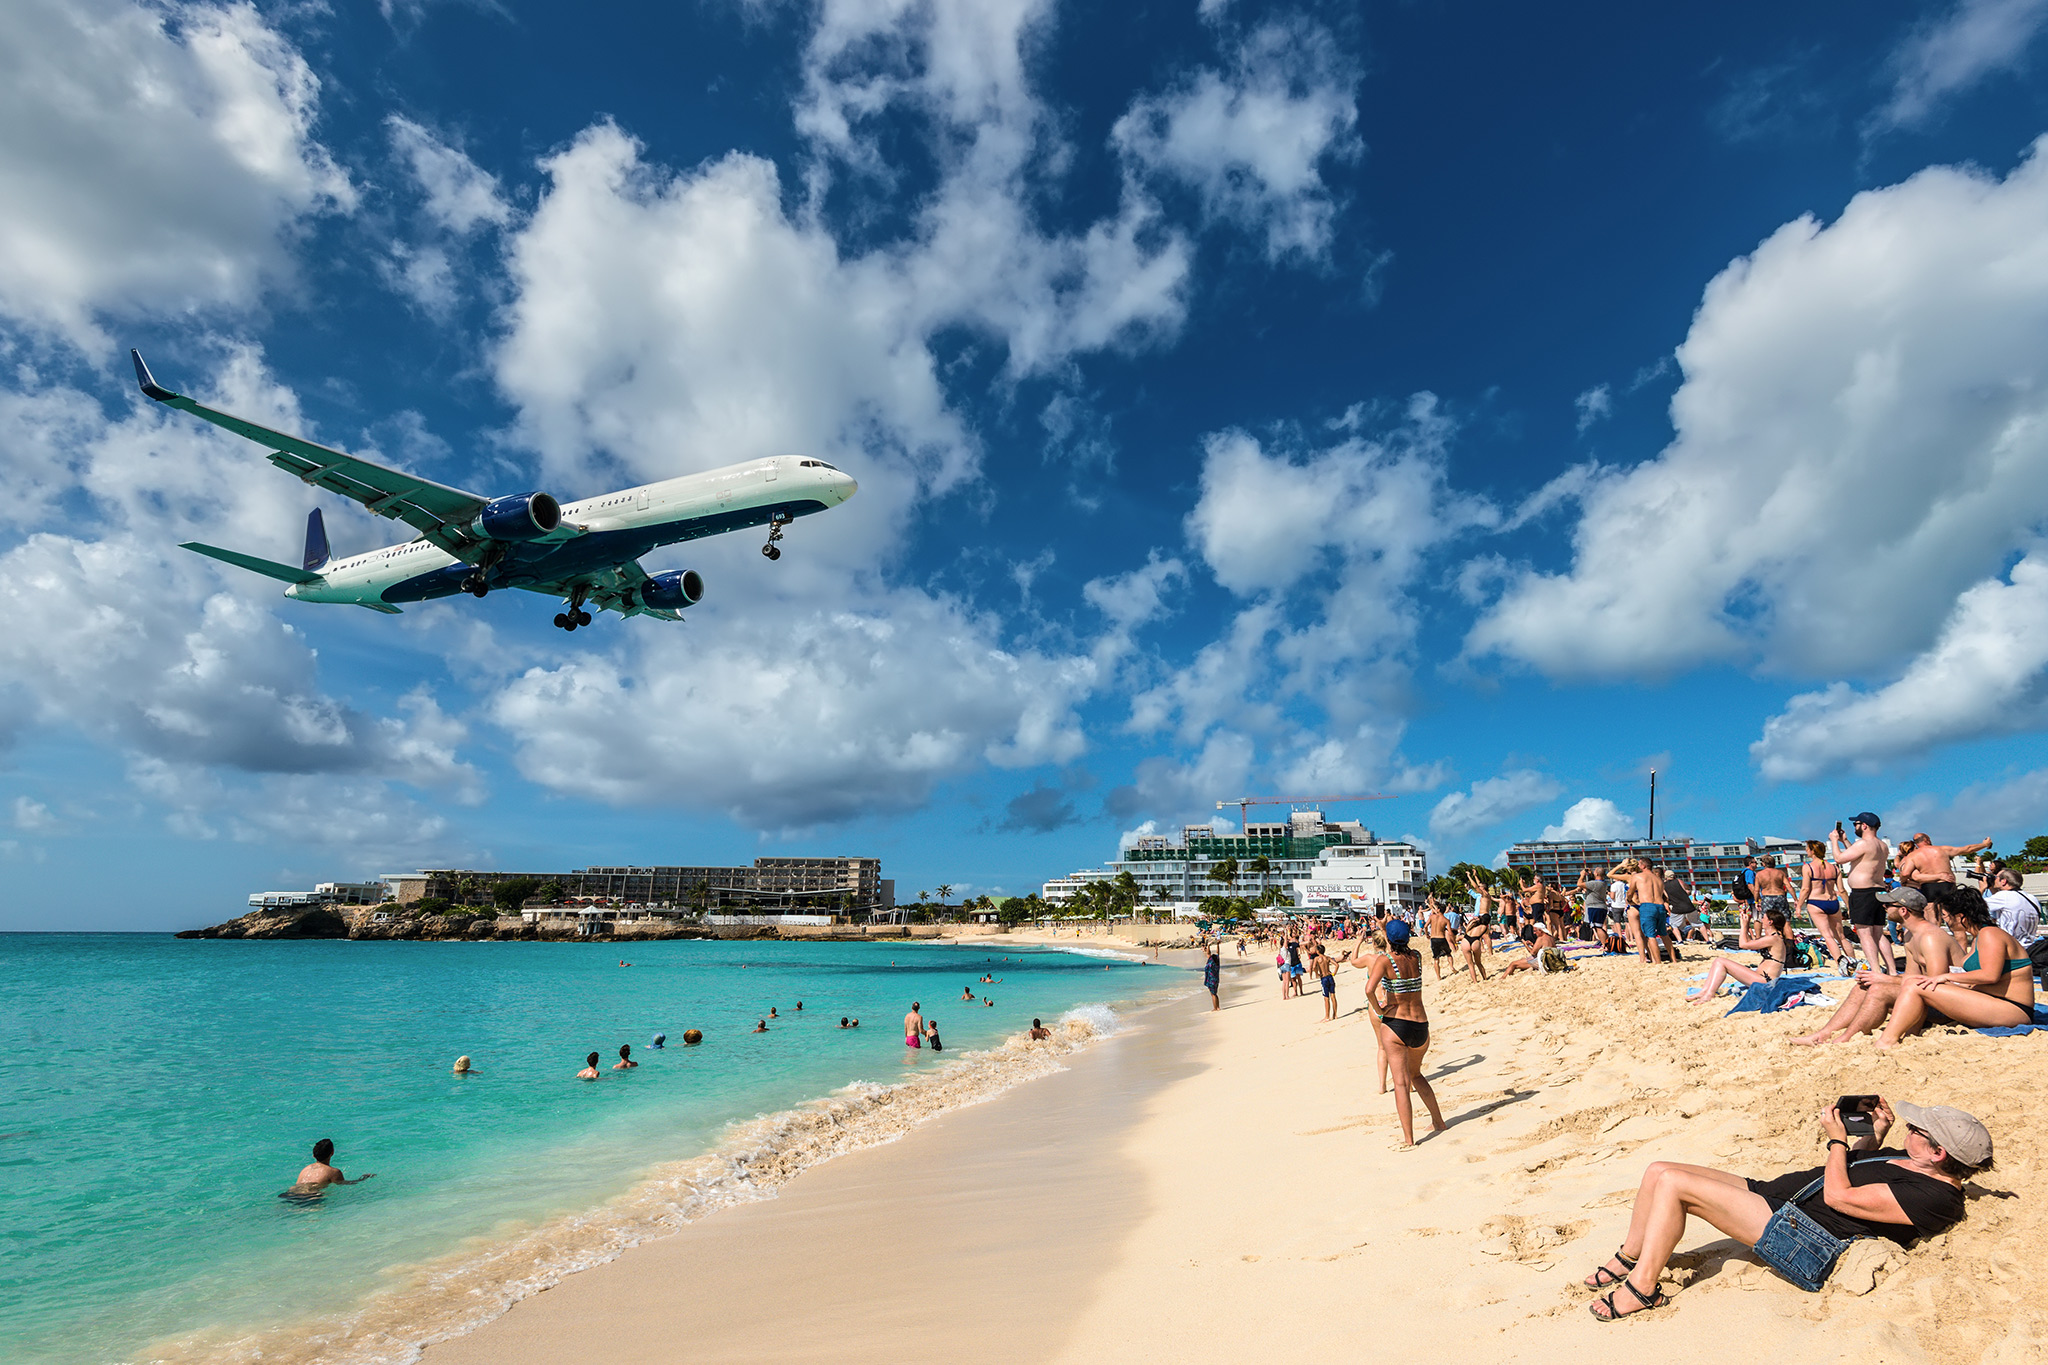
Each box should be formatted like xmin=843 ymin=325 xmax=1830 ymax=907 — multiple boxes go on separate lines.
xmin=303 ymin=508 xmax=330 ymax=572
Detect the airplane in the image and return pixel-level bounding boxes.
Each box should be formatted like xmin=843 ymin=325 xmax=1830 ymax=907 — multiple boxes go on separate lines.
xmin=130 ymin=349 xmax=857 ymax=631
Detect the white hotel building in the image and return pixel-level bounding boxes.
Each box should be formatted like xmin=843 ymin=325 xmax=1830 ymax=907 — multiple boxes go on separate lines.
xmin=1042 ymin=810 xmax=1428 ymax=913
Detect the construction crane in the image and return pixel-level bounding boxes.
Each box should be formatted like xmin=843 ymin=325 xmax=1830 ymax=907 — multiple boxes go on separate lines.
xmin=1215 ymin=794 xmax=1394 ymax=830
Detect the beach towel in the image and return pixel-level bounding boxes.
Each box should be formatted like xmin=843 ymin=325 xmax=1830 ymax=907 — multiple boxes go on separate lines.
xmin=1974 ymin=1004 xmax=2048 ymax=1037
xmin=1725 ymin=973 xmax=1824 ymax=1016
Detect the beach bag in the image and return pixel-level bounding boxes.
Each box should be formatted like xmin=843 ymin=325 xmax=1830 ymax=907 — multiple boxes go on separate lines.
xmin=1539 ymin=946 xmax=1570 ymax=973
xmin=1750 ymin=1168 xmax=1866 ymax=1291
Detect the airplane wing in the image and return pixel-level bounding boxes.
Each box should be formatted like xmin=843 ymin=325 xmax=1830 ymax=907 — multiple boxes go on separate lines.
xmin=518 ymin=561 xmax=684 ymax=621
xmin=132 ymin=350 xmax=496 ymax=563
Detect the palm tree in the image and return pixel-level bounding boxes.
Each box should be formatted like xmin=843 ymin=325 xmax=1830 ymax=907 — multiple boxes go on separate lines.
xmin=936 ymin=883 xmax=954 ymax=907
xmin=1248 ymin=855 xmax=1273 ymax=899
xmin=1206 ymin=856 xmax=1239 ymax=897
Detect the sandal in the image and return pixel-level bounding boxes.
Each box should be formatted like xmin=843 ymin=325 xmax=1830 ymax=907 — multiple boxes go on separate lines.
xmin=1583 ymin=1248 xmax=1636 ymax=1290
xmin=1589 ymin=1276 xmax=1668 ymax=1322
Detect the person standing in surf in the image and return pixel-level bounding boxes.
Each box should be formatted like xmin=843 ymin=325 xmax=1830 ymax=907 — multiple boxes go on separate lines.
xmin=904 ymin=1002 xmax=924 ymax=1051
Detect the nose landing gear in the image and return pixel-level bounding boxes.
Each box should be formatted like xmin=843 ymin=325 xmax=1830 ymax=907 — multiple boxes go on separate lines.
xmin=762 ymin=512 xmax=791 ymax=561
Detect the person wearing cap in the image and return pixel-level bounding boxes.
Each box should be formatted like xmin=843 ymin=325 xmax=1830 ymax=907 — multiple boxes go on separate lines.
xmin=1788 ymin=887 xmax=1960 ymax=1046
xmin=1984 ymin=866 xmax=2042 ymax=947
xmin=1830 ymin=813 xmax=1894 ymax=975
xmin=1582 ymin=1097 xmax=1989 ymax=1319
xmin=1349 ymin=920 xmax=1446 ymax=1149
xmin=1877 ymin=885 xmax=2037 ymax=1048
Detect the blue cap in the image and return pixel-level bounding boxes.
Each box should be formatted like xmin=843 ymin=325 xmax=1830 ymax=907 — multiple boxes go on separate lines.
xmin=1384 ymin=919 xmax=1412 ymax=946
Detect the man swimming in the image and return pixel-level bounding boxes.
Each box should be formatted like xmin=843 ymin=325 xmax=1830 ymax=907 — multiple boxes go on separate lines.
xmin=613 ymin=1044 xmax=637 ymax=1069
xmin=577 ymin=1052 xmax=601 ymax=1079
xmin=283 ymin=1138 xmax=375 ymax=1198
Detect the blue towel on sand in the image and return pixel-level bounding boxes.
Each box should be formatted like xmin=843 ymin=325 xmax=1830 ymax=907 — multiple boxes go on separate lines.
xmin=1975 ymin=1005 xmax=2048 ymax=1037
xmin=1725 ymin=973 xmax=1823 ymax=1016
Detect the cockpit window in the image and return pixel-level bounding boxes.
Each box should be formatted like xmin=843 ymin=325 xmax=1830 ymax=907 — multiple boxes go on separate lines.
xmin=799 ymin=459 xmax=840 ymax=470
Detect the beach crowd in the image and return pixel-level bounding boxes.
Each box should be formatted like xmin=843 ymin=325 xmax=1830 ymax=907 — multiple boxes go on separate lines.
xmin=1194 ymin=808 xmax=2035 ymax=1320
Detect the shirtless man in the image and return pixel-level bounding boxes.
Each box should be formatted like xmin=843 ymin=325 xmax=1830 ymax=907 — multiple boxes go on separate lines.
xmin=1424 ymin=897 xmax=1453 ymax=980
xmin=1311 ymin=945 xmax=1338 ymax=1021
xmin=1896 ymin=832 xmax=1993 ymax=900
xmin=1830 ymin=813 xmax=1894 ymax=976
xmin=1610 ymin=857 xmax=1671 ymax=964
xmin=577 ymin=1051 xmax=601 ymax=1079
xmin=1751 ymin=856 xmax=1791 ymax=919
xmin=1028 ymin=1018 xmax=1052 ymax=1040
xmin=903 ymin=1001 xmax=925 ymax=1051
xmin=1790 ymin=887 xmax=1962 ymax=1044
xmin=285 ymin=1138 xmax=375 ymax=1197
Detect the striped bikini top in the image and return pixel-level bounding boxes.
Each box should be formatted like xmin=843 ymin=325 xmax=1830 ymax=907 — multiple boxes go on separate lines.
xmin=1386 ymin=952 xmax=1423 ymax=994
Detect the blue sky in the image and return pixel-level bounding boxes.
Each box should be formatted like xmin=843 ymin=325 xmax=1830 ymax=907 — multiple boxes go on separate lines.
xmin=8 ymin=0 xmax=2048 ymax=930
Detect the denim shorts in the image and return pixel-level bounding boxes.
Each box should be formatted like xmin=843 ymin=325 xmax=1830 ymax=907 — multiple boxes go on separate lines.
xmin=1751 ymin=1201 xmax=1850 ymax=1292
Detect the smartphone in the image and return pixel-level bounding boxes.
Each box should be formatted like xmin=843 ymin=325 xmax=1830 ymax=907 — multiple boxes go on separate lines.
xmin=1837 ymin=1094 xmax=1879 ymax=1138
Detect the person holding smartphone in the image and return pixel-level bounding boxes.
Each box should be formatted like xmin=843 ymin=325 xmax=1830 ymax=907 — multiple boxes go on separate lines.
xmin=1581 ymin=1098 xmax=1988 ymax=1319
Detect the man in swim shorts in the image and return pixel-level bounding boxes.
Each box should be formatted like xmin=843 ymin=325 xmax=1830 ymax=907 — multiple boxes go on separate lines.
xmin=1752 ymin=855 xmax=1790 ymax=918
xmin=1832 ymin=813 xmax=1894 ymax=975
xmin=1425 ymin=898 xmax=1453 ymax=980
xmin=1311 ymin=945 xmax=1337 ymax=1021
xmin=1611 ymin=857 xmax=1671 ymax=965
xmin=903 ymin=1001 xmax=924 ymax=1047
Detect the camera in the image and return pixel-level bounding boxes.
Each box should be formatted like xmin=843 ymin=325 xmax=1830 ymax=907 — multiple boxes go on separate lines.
xmin=1837 ymin=1094 xmax=1879 ymax=1138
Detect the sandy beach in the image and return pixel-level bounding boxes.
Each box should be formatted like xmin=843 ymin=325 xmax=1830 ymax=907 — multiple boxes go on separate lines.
xmin=429 ymin=940 xmax=2045 ymax=1365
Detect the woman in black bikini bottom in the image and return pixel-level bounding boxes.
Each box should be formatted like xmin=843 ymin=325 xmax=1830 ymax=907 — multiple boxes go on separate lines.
xmin=1352 ymin=920 xmax=1447 ymax=1148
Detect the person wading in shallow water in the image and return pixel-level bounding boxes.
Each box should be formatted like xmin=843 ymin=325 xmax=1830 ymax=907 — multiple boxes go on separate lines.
xmin=283 ymin=1138 xmax=375 ymax=1199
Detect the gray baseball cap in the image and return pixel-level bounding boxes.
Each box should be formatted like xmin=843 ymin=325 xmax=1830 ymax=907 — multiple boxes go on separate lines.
xmin=1896 ymin=1102 xmax=1993 ymax=1168
xmin=1877 ymin=886 xmax=1927 ymax=911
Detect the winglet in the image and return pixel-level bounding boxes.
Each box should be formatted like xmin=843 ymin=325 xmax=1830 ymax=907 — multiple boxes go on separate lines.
xmin=131 ymin=349 xmax=175 ymax=402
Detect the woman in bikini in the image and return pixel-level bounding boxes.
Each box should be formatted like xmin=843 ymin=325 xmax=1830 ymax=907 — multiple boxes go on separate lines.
xmin=1351 ymin=919 xmax=1447 ymax=1148
xmin=1688 ymin=906 xmax=1791 ymax=1004
xmin=1876 ymin=888 xmax=2036 ymax=1049
xmin=1796 ymin=839 xmax=1851 ymax=971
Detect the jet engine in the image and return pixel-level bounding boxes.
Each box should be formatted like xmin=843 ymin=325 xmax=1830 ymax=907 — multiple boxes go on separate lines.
xmin=470 ymin=492 xmax=561 ymax=541
xmin=642 ymin=569 xmax=705 ymax=610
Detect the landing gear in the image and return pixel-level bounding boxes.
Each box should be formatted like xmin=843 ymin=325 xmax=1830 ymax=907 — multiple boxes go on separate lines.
xmin=463 ymin=574 xmax=489 ymax=598
xmin=554 ymin=589 xmax=594 ymax=632
xmin=762 ymin=512 xmax=790 ymax=561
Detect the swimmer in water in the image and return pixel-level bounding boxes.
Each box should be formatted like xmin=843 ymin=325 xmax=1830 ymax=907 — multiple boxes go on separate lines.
xmin=840 ymin=1016 xmax=852 ymax=1028
xmin=613 ymin=1044 xmax=637 ymax=1070
xmin=769 ymin=1007 xmax=778 ymax=1019
xmin=1028 ymin=1018 xmax=1051 ymax=1040
xmin=962 ymin=986 xmax=976 ymax=1000
xmin=452 ymin=1055 xmax=474 ymax=1074
xmin=577 ymin=1052 xmax=601 ymax=1080
xmin=795 ymin=1001 xmax=802 ymax=1011
xmin=651 ymin=1033 xmax=666 ymax=1049
xmin=753 ymin=1019 xmax=769 ymax=1033
xmin=282 ymin=1138 xmax=375 ymax=1198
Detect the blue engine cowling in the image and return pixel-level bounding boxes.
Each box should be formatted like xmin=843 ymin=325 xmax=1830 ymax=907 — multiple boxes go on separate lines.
xmin=641 ymin=569 xmax=704 ymax=610
xmin=470 ymin=492 xmax=561 ymax=541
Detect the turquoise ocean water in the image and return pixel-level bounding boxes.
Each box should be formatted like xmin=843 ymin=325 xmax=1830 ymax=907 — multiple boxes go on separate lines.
xmin=0 ymin=934 xmax=1177 ymax=1365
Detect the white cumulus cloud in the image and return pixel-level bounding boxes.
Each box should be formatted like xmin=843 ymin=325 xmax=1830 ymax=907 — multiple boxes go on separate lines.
xmin=1429 ymin=770 xmax=1564 ymax=841
xmin=0 ymin=0 xmax=353 ymax=346
xmin=1466 ymin=138 xmax=2048 ymax=684
xmin=1540 ymin=797 xmax=1638 ymax=843
xmin=1751 ymin=544 xmax=2048 ymax=779
xmin=1113 ymin=15 xmax=1360 ymax=261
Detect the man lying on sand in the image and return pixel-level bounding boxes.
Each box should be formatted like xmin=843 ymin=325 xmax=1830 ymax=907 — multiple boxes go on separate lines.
xmin=1581 ymin=1099 xmax=1989 ymax=1320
